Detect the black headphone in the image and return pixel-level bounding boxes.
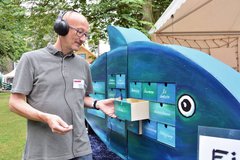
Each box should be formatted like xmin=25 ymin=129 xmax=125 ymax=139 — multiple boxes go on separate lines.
xmin=53 ymin=11 xmax=69 ymax=36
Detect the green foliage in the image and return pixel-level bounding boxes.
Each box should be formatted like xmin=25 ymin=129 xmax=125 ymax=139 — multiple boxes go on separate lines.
xmin=82 ymin=0 xmax=150 ymax=47
xmin=152 ymin=0 xmax=172 ymax=22
xmin=0 ymin=0 xmax=172 ymax=61
xmin=83 ymin=0 xmax=172 ymax=49
xmin=0 ymin=0 xmax=31 ymax=64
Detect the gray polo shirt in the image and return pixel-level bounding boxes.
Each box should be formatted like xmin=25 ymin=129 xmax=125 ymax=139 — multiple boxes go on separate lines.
xmin=11 ymin=44 xmax=93 ymax=160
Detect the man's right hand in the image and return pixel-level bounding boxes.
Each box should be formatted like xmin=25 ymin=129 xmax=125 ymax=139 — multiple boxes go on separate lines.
xmin=45 ymin=113 xmax=73 ymax=135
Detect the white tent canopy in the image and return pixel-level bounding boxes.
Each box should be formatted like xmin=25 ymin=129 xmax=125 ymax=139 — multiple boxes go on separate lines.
xmin=150 ymin=0 xmax=240 ymax=71
xmin=3 ymin=69 xmax=15 ymax=83
xmin=150 ymin=0 xmax=240 ymax=34
xmin=149 ymin=0 xmax=186 ymax=34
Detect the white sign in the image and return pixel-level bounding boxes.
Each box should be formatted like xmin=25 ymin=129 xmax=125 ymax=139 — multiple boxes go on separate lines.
xmin=73 ymin=79 xmax=84 ymax=89
xmin=199 ymin=135 xmax=240 ymax=160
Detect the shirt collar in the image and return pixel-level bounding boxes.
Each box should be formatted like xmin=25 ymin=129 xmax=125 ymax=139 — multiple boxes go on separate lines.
xmin=46 ymin=44 xmax=75 ymax=58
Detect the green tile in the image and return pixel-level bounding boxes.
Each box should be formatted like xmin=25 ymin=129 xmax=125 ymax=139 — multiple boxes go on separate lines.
xmin=114 ymin=100 xmax=131 ymax=121
xmin=116 ymin=74 xmax=126 ymax=89
xmin=108 ymin=74 xmax=116 ymax=88
xmin=149 ymin=102 xmax=176 ymax=126
xmin=129 ymin=82 xmax=142 ymax=99
xmin=142 ymin=82 xmax=158 ymax=101
xmin=157 ymin=123 xmax=175 ymax=147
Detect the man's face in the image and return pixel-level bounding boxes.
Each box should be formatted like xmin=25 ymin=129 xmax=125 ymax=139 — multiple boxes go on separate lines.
xmin=63 ymin=14 xmax=89 ymax=52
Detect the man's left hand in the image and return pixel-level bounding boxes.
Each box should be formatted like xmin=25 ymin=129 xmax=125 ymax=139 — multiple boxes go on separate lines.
xmin=96 ymin=98 xmax=117 ymax=118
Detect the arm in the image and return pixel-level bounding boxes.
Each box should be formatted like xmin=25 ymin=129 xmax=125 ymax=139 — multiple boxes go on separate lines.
xmin=9 ymin=93 xmax=73 ymax=135
xmin=84 ymin=96 xmax=117 ymax=118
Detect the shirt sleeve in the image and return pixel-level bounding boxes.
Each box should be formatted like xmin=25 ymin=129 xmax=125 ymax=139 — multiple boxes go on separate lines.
xmin=11 ymin=53 xmax=34 ymax=95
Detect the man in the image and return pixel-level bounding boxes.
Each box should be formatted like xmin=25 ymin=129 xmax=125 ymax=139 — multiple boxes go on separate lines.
xmin=9 ymin=11 xmax=116 ymax=160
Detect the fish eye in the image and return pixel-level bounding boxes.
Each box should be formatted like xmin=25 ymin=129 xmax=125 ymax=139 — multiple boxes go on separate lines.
xmin=178 ymin=94 xmax=196 ymax=118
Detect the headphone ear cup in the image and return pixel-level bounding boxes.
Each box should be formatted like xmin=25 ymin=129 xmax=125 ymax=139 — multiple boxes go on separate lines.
xmin=53 ymin=14 xmax=69 ymax=36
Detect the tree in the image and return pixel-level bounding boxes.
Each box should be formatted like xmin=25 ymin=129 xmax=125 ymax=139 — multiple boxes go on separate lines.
xmin=82 ymin=0 xmax=172 ymax=49
xmin=0 ymin=0 xmax=172 ymax=62
xmin=0 ymin=0 xmax=31 ymax=72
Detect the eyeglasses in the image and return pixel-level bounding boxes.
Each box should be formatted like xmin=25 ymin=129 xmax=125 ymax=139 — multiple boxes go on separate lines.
xmin=69 ymin=25 xmax=89 ymax=39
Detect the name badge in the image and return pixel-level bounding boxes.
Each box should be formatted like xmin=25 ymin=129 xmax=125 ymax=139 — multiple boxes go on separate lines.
xmin=73 ymin=79 xmax=84 ymax=89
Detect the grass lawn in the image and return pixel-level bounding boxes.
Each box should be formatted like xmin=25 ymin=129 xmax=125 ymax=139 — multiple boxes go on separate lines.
xmin=0 ymin=92 xmax=26 ymax=160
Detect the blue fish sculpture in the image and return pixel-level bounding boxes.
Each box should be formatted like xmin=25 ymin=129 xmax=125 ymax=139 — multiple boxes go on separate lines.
xmin=85 ymin=25 xmax=240 ymax=160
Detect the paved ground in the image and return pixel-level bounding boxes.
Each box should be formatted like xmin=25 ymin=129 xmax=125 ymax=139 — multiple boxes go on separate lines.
xmin=89 ymin=131 xmax=123 ymax=160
